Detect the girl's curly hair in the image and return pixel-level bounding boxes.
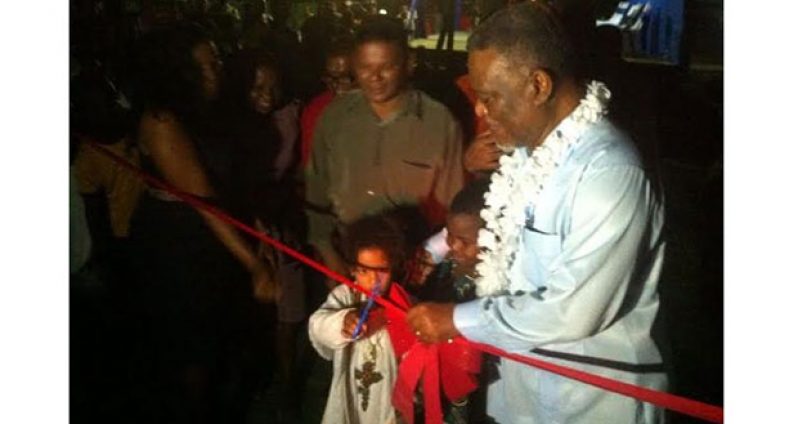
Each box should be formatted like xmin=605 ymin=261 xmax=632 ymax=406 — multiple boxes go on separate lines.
xmin=337 ymin=207 xmax=430 ymax=281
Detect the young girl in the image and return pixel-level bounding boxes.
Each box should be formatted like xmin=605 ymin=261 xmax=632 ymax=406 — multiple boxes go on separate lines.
xmin=308 ymin=213 xmax=412 ymax=424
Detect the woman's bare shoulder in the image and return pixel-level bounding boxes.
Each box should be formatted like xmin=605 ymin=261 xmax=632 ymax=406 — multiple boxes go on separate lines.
xmin=140 ymin=109 xmax=180 ymax=129
xmin=138 ymin=109 xmax=191 ymax=150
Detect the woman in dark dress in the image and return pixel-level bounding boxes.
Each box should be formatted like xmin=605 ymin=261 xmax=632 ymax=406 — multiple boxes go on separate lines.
xmin=219 ymin=47 xmax=310 ymax=419
xmin=126 ymin=24 xmax=277 ymax=424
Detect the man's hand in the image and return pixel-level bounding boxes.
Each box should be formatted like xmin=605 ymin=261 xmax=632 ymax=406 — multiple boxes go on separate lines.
xmin=406 ymin=302 xmax=460 ymax=344
xmin=464 ymin=131 xmax=502 ymax=174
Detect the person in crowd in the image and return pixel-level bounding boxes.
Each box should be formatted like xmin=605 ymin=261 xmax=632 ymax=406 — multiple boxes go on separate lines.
xmin=399 ymin=4 xmax=415 ymax=39
xmin=126 ymin=24 xmax=277 ymax=423
xmin=436 ymin=0 xmax=457 ymax=50
xmin=305 ymin=15 xmax=465 ymax=284
xmin=241 ymin=0 xmax=315 ymax=102
xmin=416 ymin=179 xmax=491 ymax=304
xmin=412 ymin=179 xmax=494 ymax=424
xmin=462 ymin=0 xmax=609 ymax=178
xmin=410 ymin=126 xmax=504 ymax=284
xmin=71 ymin=71 xmax=143 ymax=244
xmin=300 ymin=0 xmax=351 ymax=89
xmin=299 ymin=37 xmax=356 ymax=170
xmin=221 ymin=46 xmax=308 ymax=420
xmin=69 ymin=69 xmax=147 ymax=348
xmin=222 ymin=48 xmax=302 ymax=217
xmin=308 ymin=213 xmax=411 ymax=424
xmin=407 ymin=3 xmax=668 ymax=423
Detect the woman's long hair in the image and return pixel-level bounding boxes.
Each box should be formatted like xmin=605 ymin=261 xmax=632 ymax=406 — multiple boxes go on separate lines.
xmin=129 ymin=23 xmax=215 ymax=131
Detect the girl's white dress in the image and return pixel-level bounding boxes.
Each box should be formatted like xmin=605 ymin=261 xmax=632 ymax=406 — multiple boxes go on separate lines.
xmin=308 ymin=284 xmax=399 ymax=424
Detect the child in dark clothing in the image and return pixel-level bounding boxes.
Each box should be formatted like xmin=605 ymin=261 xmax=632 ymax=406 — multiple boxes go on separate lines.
xmin=417 ymin=178 xmax=491 ymax=304
xmin=415 ymin=179 xmax=491 ymax=424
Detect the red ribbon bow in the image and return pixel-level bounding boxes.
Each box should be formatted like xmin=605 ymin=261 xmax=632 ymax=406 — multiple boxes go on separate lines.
xmin=382 ymin=285 xmax=482 ymax=424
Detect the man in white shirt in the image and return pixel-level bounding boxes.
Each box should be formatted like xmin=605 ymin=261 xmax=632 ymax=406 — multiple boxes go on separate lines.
xmin=407 ymin=3 xmax=667 ymax=423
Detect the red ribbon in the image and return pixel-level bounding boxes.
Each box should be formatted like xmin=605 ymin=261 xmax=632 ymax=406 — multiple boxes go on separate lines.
xmin=85 ymin=142 xmax=724 ymax=423
xmin=382 ymin=284 xmax=482 ymax=424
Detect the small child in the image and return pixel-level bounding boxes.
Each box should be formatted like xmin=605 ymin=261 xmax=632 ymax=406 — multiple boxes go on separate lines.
xmin=413 ymin=179 xmax=491 ymax=424
xmin=417 ymin=178 xmax=491 ymax=304
xmin=308 ymin=213 xmax=411 ymax=424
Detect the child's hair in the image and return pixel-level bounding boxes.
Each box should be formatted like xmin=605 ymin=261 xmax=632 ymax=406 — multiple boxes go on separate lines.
xmin=450 ymin=178 xmax=491 ymax=219
xmin=339 ymin=207 xmax=429 ymax=280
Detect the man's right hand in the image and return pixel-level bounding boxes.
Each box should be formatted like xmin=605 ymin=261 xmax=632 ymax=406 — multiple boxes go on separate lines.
xmin=464 ymin=131 xmax=502 ymax=174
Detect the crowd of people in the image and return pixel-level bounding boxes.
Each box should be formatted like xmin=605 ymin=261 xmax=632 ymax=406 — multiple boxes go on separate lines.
xmin=70 ymin=1 xmax=670 ymax=424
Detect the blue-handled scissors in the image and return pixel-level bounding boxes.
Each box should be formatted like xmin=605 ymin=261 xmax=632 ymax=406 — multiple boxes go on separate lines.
xmin=351 ymin=275 xmax=383 ymax=340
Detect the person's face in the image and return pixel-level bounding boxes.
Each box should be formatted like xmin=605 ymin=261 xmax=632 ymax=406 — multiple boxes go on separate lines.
xmin=352 ymin=247 xmax=392 ymax=294
xmin=468 ymin=47 xmax=547 ymax=150
xmin=249 ymin=65 xmax=280 ymax=115
xmin=352 ymin=41 xmax=409 ymax=107
xmin=446 ymin=213 xmax=482 ymax=274
xmin=323 ymin=54 xmax=355 ymax=96
xmin=193 ymin=41 xmax=222 ymax=100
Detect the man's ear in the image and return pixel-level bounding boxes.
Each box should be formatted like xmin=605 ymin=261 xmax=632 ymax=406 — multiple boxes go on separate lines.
xmin=524 ymin=68 xmax=554 ymax=106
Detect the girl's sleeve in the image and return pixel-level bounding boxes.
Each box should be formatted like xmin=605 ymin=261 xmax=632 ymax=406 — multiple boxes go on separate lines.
xmin=308 ymin=285 xmax=356 ymax=360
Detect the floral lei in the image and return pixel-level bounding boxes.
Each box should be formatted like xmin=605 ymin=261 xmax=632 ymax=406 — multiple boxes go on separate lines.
xmin=474 ymin=81 xmax=611 ymax=297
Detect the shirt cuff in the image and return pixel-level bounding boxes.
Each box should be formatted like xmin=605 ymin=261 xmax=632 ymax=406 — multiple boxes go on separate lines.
xmin=453 ymin=299 xmax=489 ymax=343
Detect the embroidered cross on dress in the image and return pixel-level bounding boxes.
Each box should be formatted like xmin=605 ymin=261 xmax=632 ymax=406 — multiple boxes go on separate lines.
xmin=354 ymin=342 xmax=384 ymax=411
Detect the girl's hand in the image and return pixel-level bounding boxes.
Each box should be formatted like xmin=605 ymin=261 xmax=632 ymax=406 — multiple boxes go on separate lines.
xmin=342 ymin=309 xmax=365 ymax=339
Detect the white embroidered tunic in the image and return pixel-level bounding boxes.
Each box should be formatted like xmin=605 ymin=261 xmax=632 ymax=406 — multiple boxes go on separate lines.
xmin=309 ymin=284 xmax=399 ymax=424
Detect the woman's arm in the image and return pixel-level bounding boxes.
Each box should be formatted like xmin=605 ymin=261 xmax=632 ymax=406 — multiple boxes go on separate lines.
xmin=139 ymin=111 xmax=278 ymax=301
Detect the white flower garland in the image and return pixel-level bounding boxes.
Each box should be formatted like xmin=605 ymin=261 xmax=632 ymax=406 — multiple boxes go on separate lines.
xmin=474 ymin=81 xmax=611 ymax=297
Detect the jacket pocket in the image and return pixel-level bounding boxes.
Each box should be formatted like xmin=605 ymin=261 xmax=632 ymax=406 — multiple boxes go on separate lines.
xmin=522 ymin=222 xmax=562 ymax=277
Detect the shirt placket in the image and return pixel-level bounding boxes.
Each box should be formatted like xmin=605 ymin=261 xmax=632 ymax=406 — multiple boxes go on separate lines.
xmin=368 ymin=121 xmax=391 ymax=208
